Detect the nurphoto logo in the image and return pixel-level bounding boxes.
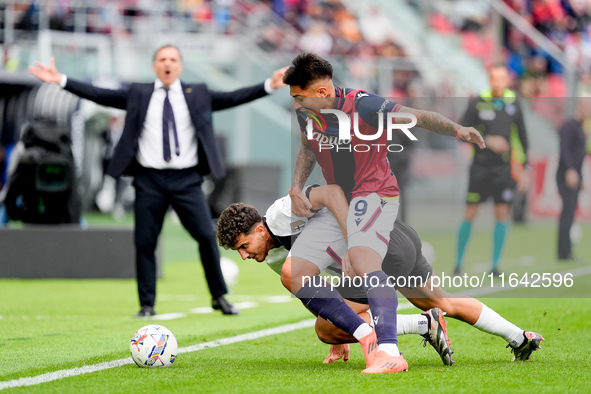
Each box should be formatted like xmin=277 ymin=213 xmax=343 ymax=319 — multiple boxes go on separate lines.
xmin=306 ymin=109 xmax=418 ymax=152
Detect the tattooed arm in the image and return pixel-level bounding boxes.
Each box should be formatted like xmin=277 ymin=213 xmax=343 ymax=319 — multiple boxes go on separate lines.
xmin=290 ymin=134 xmax=317 ymax=217
xmin=398 ymin=105 xmax=486 ymax=149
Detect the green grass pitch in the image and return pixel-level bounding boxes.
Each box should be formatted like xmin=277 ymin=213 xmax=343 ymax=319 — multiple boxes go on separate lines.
xmin=1 ymin=215 xmax=591 ymax=393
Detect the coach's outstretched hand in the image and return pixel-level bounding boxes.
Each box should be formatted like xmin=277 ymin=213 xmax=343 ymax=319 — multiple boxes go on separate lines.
xmin=269 ymin=66 xmax=288 ymax=90
xmin=456 ymin=126 xmax=486 ymax=149
xmin=323 ymin=344 xmax=350 ymax=364
xmin=28 ymin=57 xmax=62 ymax=85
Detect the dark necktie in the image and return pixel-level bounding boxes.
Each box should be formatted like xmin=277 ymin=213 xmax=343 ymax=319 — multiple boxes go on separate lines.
xmin=162 ymin=88 xmax=180 ymax=162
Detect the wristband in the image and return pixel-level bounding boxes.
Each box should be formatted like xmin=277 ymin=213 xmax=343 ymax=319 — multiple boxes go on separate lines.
xmin=304 ymin=184 xmax=322 ymax=214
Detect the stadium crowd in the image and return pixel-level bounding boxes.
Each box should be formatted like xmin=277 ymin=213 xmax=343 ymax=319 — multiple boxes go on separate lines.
xmin=426 ymin=0 xmax=591 ymax=97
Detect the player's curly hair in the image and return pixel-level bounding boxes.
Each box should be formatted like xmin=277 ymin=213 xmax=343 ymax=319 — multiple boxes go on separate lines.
xmin=283 ymin=53 xmax=333 ymax=89
xmin=217 ymin=203 xmax=262 ymax=249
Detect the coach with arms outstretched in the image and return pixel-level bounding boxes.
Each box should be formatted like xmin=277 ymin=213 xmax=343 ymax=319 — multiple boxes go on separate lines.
xmin=29 ymin=45 xmax=287 ymax=317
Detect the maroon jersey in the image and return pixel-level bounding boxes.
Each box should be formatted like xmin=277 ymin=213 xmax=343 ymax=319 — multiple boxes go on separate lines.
xmin=297 ymin=86 xmax=402 ymax=200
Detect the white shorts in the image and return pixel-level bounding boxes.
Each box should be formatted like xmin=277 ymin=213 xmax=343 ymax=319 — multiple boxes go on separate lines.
xmin=290 ymin=210 xmax=347 ymax=273
xmin=347 ymin=193 xmax=399 ymax=259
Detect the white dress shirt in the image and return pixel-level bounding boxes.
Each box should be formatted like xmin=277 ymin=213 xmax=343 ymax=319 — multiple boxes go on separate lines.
xmin=137 ymin=79 xmax=198 ymax=169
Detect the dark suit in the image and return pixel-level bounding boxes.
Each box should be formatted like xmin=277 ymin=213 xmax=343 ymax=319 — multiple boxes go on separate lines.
xmin=64 ymin=78 xmax=268 ymax=307
xmin=556 ymin=118 xmax=586 ymax=259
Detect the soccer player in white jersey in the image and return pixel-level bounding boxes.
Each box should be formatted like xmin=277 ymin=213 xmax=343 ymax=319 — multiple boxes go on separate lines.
xmin=217 ymin=185 xmax=544 ymax=365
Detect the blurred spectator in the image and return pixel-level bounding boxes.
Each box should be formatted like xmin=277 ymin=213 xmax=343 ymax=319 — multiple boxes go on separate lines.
xmin=577 ymin=69 xmax=591 ymax=95
xmin=299 ymin=21 xmax=333 ymax=55
xmin=390 ymin=69 xmax=421 ymax=97
xmin=2 ymin=44 xmax=20 ymax=72
xmin=425 ymin=0 xmax=591 ymax=99
xmin=257 ymin=24 xmax=286 ymax=52
xmin=565 ymin=27 xmax=591 ymax=72
xmin=377 ymin=39 xmax=405 ymax=58
xmin=453 ymin=0 xmax=491 ymax=32
xmin=330 ymin=1 xmax=362 ymax=54
xmin=531 ymin=0 xmax=567 ymax=35
xmin=359 ymin=6 xmax=394 ymax=48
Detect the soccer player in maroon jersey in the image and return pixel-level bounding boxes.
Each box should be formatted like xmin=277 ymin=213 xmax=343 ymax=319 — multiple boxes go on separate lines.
xmin=216 ymin=185 xmax=544 ymax=365
xmin=283 ymin=53 xmax=486 ymax=374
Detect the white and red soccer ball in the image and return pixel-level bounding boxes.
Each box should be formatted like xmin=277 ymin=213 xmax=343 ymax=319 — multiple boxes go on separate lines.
xmin=130 ymin=324 xmax=178 ymax=368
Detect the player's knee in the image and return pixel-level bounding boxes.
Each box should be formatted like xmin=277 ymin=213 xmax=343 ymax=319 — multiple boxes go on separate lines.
xmin=348 ymin=246 xmax=382 ymax=274
xmin=281 ymin=268 xmax=305 ymax=294
xmin=432 ymin=298 xmax=454 ymax=315
xmin=464 ymin=204 xmax=479 ymax=221
xmin=325 ymin=184 xmax=346 ymax=199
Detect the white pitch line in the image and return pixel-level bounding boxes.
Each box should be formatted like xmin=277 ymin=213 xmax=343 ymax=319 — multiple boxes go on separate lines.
xmin=158 ymin=295 xmax=197 ymax=302
xmin=232 ymin=301 xmax=259 ymax=310
xmin=265 ymin=295 xmax=294 ymax=303
xmin=0 ymin=358 xmax=135 ymax=391
xmin=150 ymin=313 xmax=187 ymax=321
xmin=0 ymin=319 xmax=316 ymax=391
xmin=190 ymin=306 xmax=215 ymax=314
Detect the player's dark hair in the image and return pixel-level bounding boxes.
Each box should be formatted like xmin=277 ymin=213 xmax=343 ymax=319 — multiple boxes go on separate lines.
xmin=153 ymin=44 xmax=182 ymax=61
xmin=283 ymin=53 xmax=333 ymax=89
xmin=217 ymin=203 xmax=262 ymax=249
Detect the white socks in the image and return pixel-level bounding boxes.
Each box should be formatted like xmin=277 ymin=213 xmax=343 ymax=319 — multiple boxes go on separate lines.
xmin=352 ymin=323 xmax=373 ymax=341
xmin=378 ymin=343 xmax=400 ymax=357
xmin=355 ymin=313 xmax=422 ymax=357
xmin=397 ymin=313 xmax=429 ymax=335
xmin=474 ymin=303 xmax=524 ymax=347
xmin=367 ymin=310 xmax=429 ymax=336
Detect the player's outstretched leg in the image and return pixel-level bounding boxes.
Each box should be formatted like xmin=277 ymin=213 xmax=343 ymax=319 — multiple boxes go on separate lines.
xmin=360 ymin=270 xmax=407 ymax=374
xmin=402 ymin=280 xmax=545 ymax=362
xmin=507 ymin=331 xmax=545 ymax=361
xmin=421 ymin=308 xmax=454 ymax=366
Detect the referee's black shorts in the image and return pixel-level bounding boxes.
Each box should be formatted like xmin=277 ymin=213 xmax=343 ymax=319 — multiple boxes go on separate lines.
xmin=466 ymin=164 xmax=516 ymax=205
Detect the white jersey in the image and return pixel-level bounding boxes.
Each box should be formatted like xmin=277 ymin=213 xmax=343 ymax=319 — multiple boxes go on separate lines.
xmin=264 ymin=190 xmax=344 ymax=275
xmin=264 ymin=194 xmax=309 ymax=238
xmin=264 ymin=192 xmax=329 ymax=238
xmin=263 ymin=191 xmax=330 ymax=275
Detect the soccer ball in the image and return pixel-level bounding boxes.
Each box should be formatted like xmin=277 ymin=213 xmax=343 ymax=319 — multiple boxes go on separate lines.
xmin=570 ymin=222 xmax=583 ymax=245
xmin=220 ymin=257 xmax=240 ymax=287
xmin=422 ymin=241 xmax=436 ymax=266
xmin=130 ymin=324 xmax=178 ymax=368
